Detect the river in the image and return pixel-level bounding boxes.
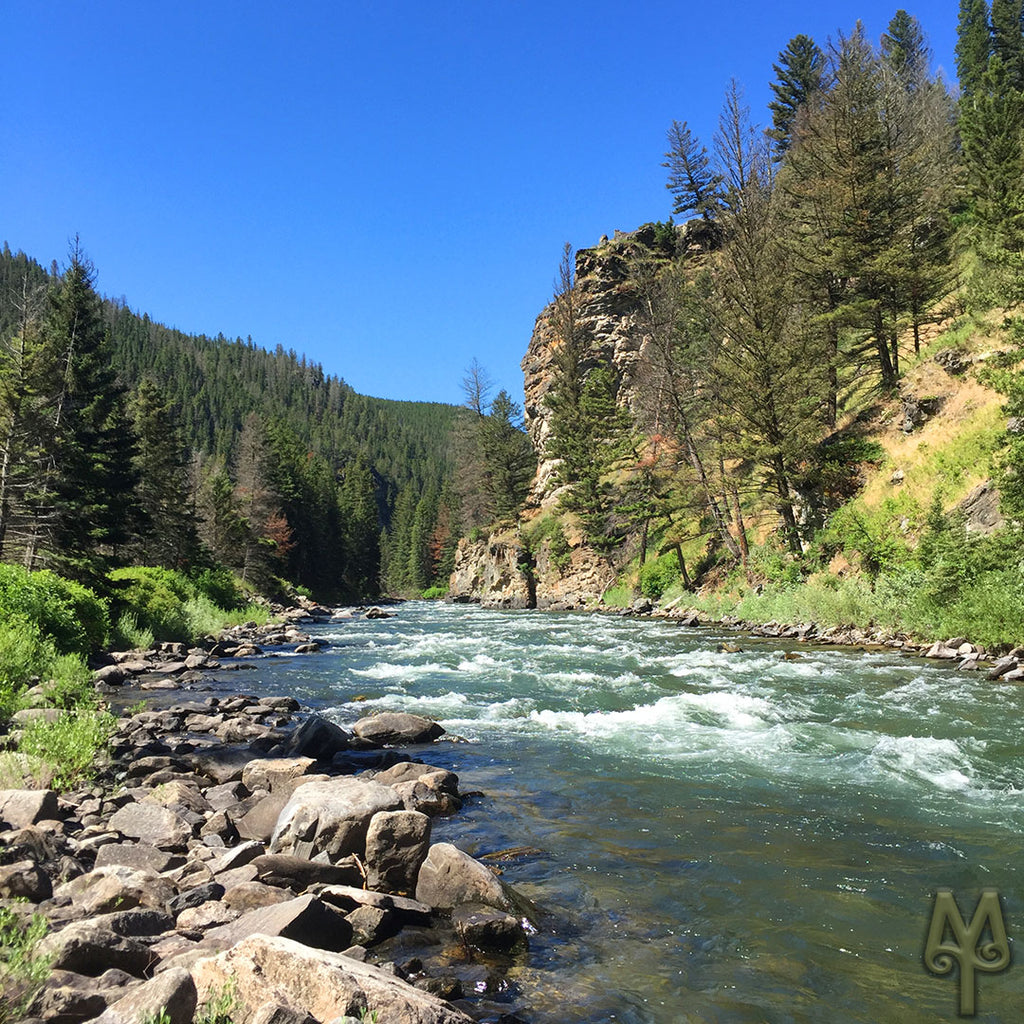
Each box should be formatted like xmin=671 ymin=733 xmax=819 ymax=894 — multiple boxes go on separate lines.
xmin=246 ymin=602 xmax=1024 ymax=1022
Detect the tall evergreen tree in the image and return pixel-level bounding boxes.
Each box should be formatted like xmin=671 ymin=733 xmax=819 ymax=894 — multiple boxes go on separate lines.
xmin=881 ymin=10 xmax=930 ymax=86
xmin=663 ymin=121 xmax=725 ymax=221
xmin=768 ymin=34 xmax=826 ymax=158
xmin=127 ymin=379 xmax=200 ymax=568
xmin=956 ymin=0 xmax=993 ymax=97
xmin=30 ymin=242 xmax=139 ymax=583
xmin=991 ymin=0 xmax=1024 ymax=90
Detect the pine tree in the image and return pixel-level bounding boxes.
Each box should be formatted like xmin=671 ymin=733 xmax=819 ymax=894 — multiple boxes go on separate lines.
xmin=956 ymin=0 xmax=993 ymax=97
xmin=30 ymin=242 xmax=139 ymax=583
xmin=339 ymin=456 xmax=380 ymax=597
xmin=478 ymin=390 xmax=533 ymax=522
xmin=662 ymin=121 xmax=725 ymax=221
xmin=881 ymin=10 xmax=930 ymax=87
xmin=991 ymin=0 xmax=1024 ymax=90
xmin=127 ymin=379 xmax=201 ymax=568
xmin=768 ymin=34 xmax=826 ymax=158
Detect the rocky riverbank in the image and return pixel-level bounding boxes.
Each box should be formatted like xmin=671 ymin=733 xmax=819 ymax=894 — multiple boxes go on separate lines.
xmin=0 ymin=605 xmax=536 ymax=1024
xmin=616 ymin=597 xmax=1024 ymax=678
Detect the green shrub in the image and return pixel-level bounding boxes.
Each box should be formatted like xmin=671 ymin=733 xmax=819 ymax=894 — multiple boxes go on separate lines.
xmin=421 ymin=585 xmax=449 ymax=600
xmin=0 ymin=618 xmax=56 ymax=722
xmin=190 ymin=567 xmax=244 ymax=610
xmin=112 ymin=612 xmax=155 ymax=652
xmin=107 ymin=567 xmax=193 ymax=643
xmin=18 ymin=706 xmax=116 ymax=791
xmin=639 ymin=552 xmax=680 ymax=600
xmin=0 ymin=564 xmax=108 ymax=654
xmin=0 ymin=907 xmax=52 ymax=1024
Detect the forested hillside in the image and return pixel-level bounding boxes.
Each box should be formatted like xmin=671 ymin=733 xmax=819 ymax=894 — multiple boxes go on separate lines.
xmin=451 ymin=4 xmax=1024 ymax=646
xmin=0 ymin=244 xmax=464 ymax=599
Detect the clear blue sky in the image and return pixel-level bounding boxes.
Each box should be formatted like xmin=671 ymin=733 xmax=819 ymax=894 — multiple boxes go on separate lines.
xmin=3 ymin=1 xmax=957 ymax=406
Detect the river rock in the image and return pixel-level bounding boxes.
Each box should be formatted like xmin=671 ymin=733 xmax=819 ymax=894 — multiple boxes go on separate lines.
xmin=242 ymin=756 xmax=317 ymax=793
xmin=277 ymin=714 xmax=353 ymax=760
xmin=251 ymin=853 xmax=363 ymax=892
xmin=0 ymin=859 xmax=52 ymax=900
xmin=365 ymin=809 xmax=432 ymax=895
xmin=269 ymin=778 xmax=402 ymax=861
xmin=38 ymin=920 xmax=156 ymax=977
xmin=57 ymin=865 xmax=176 ymax=916
xmin=192 ymin=934 xmax=476 ymax=1024
xmin=223 ymin=880 xmax=293 ymax=912
xmin=451 ymin=902 xmax=527 ymax=953
xmin=24 ymin=968 xmax=134 ymax=1024
xmin=85 ymin=968 xmax=197 ymax=1024
xmin=0 ymin=788 xmax=58 ymax=828
xmin=203 ymin=893 xmax=353 ymax=953
xmin=415 ymin=843 xmax=511 ymax=912
xmin=353 ymin=713 xmax=445 ymax=746
xmin=94 ymin=841 xmax=181 ymax=874
xmin=108 ymin=801 xmax=193 ymax=848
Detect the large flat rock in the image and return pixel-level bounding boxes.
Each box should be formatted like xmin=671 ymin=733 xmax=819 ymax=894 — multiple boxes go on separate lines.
xmin=191 ymin=934 xmax=475 ymax=1024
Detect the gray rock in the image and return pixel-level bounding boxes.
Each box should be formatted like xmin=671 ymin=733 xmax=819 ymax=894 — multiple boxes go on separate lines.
xmin=345 ymin=904 xmax=396 ymax=946
xmin=94 ymin=842 xmax=180 ymax=874
xmin=168 ymin=882 xmax=225 ymax=916
xmin=270 ymin=778 xmax=402 ymax=862
xmin=241 ymin=756 xmax=317 ymax=793
xmin=452 ymin=902 xmax=527 ymax=952
xmin=987 ymin=657 xmax=1019 ymax=680
xmin=108 ymin=801 xmax=192 ymax=849
xmin=365 ymin=810 xmax=431 ymax=895
xmin=191 ymin=934 xmax=475 ymax=1024
xmin=204 ymin=780 xmax=248 ymax=811
xmin=0 ymin=788 xmax=58 ymax=828
xmin=204 ymin=893 xmax=353 ymax=953
xmin=352 ymin=713 xmax=445 ymax=746
xmin=252 ymin=1003 xmax=319 ymax=1024
xmin=56 ymin=865 xmax=176 ymax=916
xmin=38 ymin=920 xmax=156 ymax=977
xmin=209 ymin=839 xmax=264 ymax=875
xmin=280 ymin=714 xmax=353 ymax=760
xmin=87 ymin=967 xmax=197 ymax=1024
xmin=0 ymin=859 xmax=52 ymax=900
xmin=175 ymin=901 xmax=240 ymax=933
xmin=415 ymin=843 xmax=512 ymax=912
xmin=24 ymin=970 xmax=119 ymax=1023
xmin=236 ymin=790 xmax=291 ymax=843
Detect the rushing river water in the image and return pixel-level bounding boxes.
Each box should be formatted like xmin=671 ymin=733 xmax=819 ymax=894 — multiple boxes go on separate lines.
xmin=245 ymin=602 xmax=1024 ymax=1023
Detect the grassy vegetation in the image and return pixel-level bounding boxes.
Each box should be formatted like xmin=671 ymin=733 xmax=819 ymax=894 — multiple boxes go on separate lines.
xmin=0 ymin=561 xmax=277 ymax=791
xmin=0 ymin=907 xmax=52 ymax=1024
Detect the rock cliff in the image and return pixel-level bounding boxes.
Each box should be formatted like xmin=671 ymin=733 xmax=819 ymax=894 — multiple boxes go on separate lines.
xmin=449 ymin=220 xmax=717 ymax=609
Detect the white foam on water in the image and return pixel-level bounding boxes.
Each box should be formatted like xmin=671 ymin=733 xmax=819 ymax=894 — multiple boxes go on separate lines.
xmin=868 ymin=734 xmax=978 ymax=793
xmin=349 ymin=660 xmax=456 ymax=680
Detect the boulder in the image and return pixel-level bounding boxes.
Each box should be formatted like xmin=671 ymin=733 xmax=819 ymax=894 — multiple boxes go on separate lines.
xmin=37 ymin=920 xmax=156 ymax=977
xmin=415 ymin=843 xmax=512 ymax=912
xmin=191 ymin=934 xmax=475 ymax=1024
xmin=56 ymin=865 xmax=177 ymax=916
xmin=365 ymin=810 xmax=432 ymax=895
xmin=223 ymin=880 xmax=293 ymax=912
xmin=241 ymin=757 xmax=317 ymax=793
xmin=0 ymin=788 xmax=58 ymax=828
xmin=108 ymin=801 xmax=193 ymax=849
xmin=0 ymin=859 xmax=52 ymax=900
xmin=94 ymin=841 xmax=181 ymax=874
xmin=236 ymin=791 xmax=291 ymax=843
xmin=279 ymin=715 xmax=353 ymax=760
xmin=353 ymin=713 xmax=445 ymax=746
xmin=24 ymin=969 xmax=133 ymax=1023
xmin=87 ymin=967 xmax=197 ymax=1024
xmin=451 ymin=902 xmax=527 ymax=952
xmin=203 ymin=894 xmax=353 ymax=953
xmin=269 ymin=778 xmax=402 ymax=861
xmin=251 ymin=853 xmax=363 ymax=892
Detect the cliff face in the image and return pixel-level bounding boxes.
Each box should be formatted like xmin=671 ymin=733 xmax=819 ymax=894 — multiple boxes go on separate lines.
xmin=521 ymin=219 xmax=718 ymax=505
xmin=448 ymin=533 xmax=532 ymax=609
xmin=449 ymin=220 xmax=716 ymax=609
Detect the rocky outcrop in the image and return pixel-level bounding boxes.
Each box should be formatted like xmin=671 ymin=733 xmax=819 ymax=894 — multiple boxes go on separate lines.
xmin=447 ymin=533 xmax=532 ymax=608
xmin=522 ymin=220 xmax=718 ymax=505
